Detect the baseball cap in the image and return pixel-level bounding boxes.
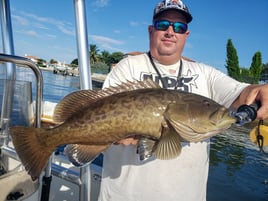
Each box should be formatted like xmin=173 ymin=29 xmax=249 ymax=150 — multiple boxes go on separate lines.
xmin=153 ymin=0 xmax=193 ymax=23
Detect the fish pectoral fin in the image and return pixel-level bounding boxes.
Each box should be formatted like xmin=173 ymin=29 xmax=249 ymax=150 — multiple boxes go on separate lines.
xmin=137 ymin=137 xmax=158 ymax=161
xmin=154 ymin=125 xmax=182 ymax=160
xmin=64 ymin=144 xmax=109 ymax=167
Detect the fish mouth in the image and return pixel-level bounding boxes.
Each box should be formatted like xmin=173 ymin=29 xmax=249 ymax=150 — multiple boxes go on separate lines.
xmin=214 ymin=111 xmax=237 ymax=127
xmin=209 ymin=107 xmax=237 ymax=126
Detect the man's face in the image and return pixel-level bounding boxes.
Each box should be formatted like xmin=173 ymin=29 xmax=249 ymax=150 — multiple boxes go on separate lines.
xmin=149 ymin=10 xmax=190 ymax=58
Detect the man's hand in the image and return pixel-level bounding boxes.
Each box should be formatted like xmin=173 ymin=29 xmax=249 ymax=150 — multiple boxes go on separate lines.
xmin=115 ymin=137 xmax=139 ymax=146
xmin=232 ymin=84 xmax=268 ymax=120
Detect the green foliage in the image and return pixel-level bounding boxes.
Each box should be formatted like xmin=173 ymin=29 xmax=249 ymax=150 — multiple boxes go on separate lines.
xmin=37 ymin=58 xmax=46 ymax=67
xmin=71 ymin=58 xmax=78 ymax=66
xmin=249 ymin=51 xmax=262 ymax=84
xmin=91 ymin=62 xmax=110 ymax=74
xmin=68 ymin=44 xmax=124 ymax=74
xmin=109 ymin=52 xmax=124 ymax=64
xmin=225 ymin=39 xmax=267 ymax=84
xmin=89 ymin=44 xmax=99 ymax=64
xmin=261 ymin=63 xmax=268 ymax=82
xmin=263 ymin=63 xmax=268 ymax=69
xmin=239 ymin=67 xmax=255 ymax=83
xmin=88 ymin=45 xmax=124 ymax=73
xmin=50 ymin=59 xmax=58 ymax=64
xmin=225 ymin=39 xmax=240 ymax=80
xmin=99 ymin=50 xmax=111 ymax=66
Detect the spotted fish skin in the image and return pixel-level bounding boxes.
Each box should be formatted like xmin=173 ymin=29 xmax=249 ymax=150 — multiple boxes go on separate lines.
xmin=11 ymin=80 xmax=236 ymax=180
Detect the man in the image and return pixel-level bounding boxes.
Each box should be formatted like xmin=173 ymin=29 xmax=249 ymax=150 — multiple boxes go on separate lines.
xmin=98 ymin=0 xmax=268 ymax=200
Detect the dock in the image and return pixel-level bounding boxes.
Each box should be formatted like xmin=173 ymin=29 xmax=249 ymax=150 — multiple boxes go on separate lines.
xmin=91 ymin=73 xmax=106 ymax=83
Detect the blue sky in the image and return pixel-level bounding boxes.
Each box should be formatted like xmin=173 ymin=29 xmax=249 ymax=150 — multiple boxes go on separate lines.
xmin=3 ymin=0 xmax=268 ymax=73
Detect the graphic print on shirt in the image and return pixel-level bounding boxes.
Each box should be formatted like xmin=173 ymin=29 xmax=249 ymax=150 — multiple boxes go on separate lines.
xmin=140 ymin=69 xmax=198 ymax=92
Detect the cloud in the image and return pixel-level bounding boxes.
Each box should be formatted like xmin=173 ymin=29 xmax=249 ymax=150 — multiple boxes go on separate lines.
xmin=26 ymin=30 xmax=38 ymax=37
xmin=16 ymin=11 xmax=75 ymax=36
xmin=57 ymin=25 xmax=75 ymax=36
xmin=113 ymin=30 xmax=121 ymax=34
xmin=46 ymin=34 xmax=57 ymax=39
xmin=12 ymin=15 xmax=28 ymax=26
xmin=16 ymin=30 xmax=39 ymax=37
xmin=93 ymin=0 xmax=109 ymax=7
xmin=129 ymin=21 xmax=139 ymax=26
xmin=32 ymin=22 xmax=50 ymax=30
xmin=90 ymin=35 xmax=124 ymax=45
xmin=89 ymin=34 xmax=124 ymax=52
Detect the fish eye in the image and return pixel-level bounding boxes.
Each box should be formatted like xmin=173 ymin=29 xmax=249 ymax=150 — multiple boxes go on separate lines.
xmin=203 ymin=100 xmax=211 ymax=107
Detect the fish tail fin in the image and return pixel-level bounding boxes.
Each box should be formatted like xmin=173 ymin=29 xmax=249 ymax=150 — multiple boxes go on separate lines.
xmin=11 ymin=126 xmax=52 ymax=180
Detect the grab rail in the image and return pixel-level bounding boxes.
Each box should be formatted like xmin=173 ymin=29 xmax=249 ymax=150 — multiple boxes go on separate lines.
xmin=0 ymin=53 xmax=94 ymax=201
xmin=0 ymin=53 xmax=43 ymax=128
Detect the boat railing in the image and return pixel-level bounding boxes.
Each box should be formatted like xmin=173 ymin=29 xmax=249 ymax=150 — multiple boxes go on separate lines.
xmin=0 ymin=53 xmax=43 ymax=128
xmin=0 ymin=53 xmax=93 ymax=201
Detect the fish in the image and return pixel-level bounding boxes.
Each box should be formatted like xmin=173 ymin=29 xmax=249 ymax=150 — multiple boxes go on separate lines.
xmin=10 ymin=79 xmax=236 ymax=180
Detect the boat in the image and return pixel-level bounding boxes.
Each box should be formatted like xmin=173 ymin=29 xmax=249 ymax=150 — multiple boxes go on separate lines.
xmin=0 ymin=1 xmax=102 ymax=200
xmin=1 ymin=1 xmax=268 ymax=201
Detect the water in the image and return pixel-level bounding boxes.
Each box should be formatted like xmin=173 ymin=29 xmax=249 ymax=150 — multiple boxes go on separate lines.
xmin=3 ymin=69 xmax=268 ymax=200
xmin=15 ymin=67 xmax=81 ymax=103
xmin=208 ymin=126 xmax=268 ymax=201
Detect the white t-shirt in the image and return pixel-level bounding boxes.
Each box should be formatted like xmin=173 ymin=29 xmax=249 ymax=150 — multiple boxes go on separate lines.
xmin=98 ymin=53 xmax=248 ymax=201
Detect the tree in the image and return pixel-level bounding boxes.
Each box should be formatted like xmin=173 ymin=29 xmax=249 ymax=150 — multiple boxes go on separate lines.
xmin=225 ymin=39 xmax=240 ymax=80
xmin=263 ymin=63 xmax=268 ymax=69
xmin=89 ymin=44 xmax=99 ymax=64
xmin=70 ymin=45 xmax=124 ymax=74
xmin=37 ymin=58 xmax=46 ymax=67
xmin=91 ymin=61 xmax=109 ymax=74
xmin=260 ymin=62 xmax=268 ymax=82
xmin=249 ymin=51 xmax=262 ymax=84
xmin=71 ymin=58 xmax=78 ymax=67
xmin=50 ymin=59 xmax=57 ymax=64
xmin=99 ymin=50 xmax=111 ymax=65
xmin=239 ymin=67 xmax=252 ymax=83
xmin=109 ymin=52 xmax=124 ymax=64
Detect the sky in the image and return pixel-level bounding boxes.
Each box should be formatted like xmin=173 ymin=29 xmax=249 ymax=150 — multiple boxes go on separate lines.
xmin=1 ymin=0 xmax=268 ymax=73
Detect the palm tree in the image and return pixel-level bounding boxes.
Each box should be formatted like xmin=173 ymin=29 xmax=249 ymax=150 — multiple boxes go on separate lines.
xmin=89 ymin=44 xmax=99 ymax=64
xmin=99 ymin=50 xmax=110 ymax=64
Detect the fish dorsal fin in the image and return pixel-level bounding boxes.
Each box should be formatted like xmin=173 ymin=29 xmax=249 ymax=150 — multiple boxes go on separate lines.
xmin=53 ymin=79 xmax=159 ymax=123
xmin=154 ymin=121 xmax=182 ymax=160
xmin=53 ymin=89 xmax=101 ymax=124
xmin=107 ymin=78 xmax=161 ymax=91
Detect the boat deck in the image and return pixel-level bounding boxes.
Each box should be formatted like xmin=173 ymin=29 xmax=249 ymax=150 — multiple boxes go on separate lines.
xmin=0 ymin=150 xmax=102 ymax=201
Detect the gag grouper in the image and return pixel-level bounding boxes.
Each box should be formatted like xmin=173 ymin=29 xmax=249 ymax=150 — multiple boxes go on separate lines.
xmin=11 ymin=79 xmax=236 ymax=180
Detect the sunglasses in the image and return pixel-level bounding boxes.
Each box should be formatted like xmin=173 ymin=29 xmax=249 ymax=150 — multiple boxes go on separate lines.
xmin=153 ymin=20 xmax=188 ymax=34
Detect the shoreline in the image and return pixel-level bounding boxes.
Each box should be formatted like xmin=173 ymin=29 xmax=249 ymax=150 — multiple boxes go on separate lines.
xmin=38 ymin=66 xmax=106 ymax=83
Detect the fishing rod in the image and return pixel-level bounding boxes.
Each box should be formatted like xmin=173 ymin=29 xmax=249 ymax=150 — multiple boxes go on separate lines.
xmin=234 ymin=102 xmax=260 ymax=126
xmin=233 ymin=102 xmax=268 ymax=151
